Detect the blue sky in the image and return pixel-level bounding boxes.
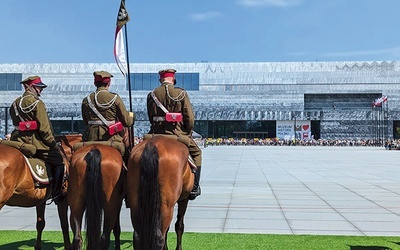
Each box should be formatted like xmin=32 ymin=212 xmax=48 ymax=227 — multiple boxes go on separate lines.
xmin=1 ymin=0 xmax=399 ymax=63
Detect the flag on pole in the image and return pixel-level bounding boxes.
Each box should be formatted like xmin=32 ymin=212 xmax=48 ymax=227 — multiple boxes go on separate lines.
xmin=114 ymin=0 xmax=130 ymax=76
xmin=373 ymin=95 xmax=388 ymax=107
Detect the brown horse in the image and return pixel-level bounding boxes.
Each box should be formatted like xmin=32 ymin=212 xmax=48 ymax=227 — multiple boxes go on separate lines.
xmin=126 ymin=136 xmax=194 ymax=250
xmin=68 ymin=144 xmax=125 ymax=250
xmin=0 ymin=134 xmax=81 ymax=250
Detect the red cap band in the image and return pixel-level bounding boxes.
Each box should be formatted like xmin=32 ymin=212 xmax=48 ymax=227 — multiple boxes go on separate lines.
xmin=30 ymin=77 xmax=42 ymax=85
xmin=94 ymin=76 xmax=111 ymax=83
xmin=160 ymin=72 xmax=175 ymax=78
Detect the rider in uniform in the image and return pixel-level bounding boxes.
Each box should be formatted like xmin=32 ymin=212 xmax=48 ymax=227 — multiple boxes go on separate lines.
xmin=9 ymin=76 xmax=65 ymax=204
xmin=81 ymin=71 xmax=134 ymax=157
xmin=147 ymin=69 xmax=202 ymax=200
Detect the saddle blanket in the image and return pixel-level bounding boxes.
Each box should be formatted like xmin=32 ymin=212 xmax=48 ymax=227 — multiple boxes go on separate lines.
xmin=23 ymin=156 xmax=51 ymax=186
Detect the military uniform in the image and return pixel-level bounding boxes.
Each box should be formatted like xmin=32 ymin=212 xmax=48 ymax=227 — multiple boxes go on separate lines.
xmin=81 ymin=71 xmax=134 ymax=142
xmin=147 ymin=69 xmax=202 ymax=200
xmin=9 ymin=76 xmax=65 ymax=204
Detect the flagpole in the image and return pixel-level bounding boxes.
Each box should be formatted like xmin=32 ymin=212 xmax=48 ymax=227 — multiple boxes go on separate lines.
xmin=123 ymin=5 xmax=134 ymax=150
xmin=386 ymin=99 xmax=389 ymax=140
xmin=381 ymin=105 xmax=384 ymax=145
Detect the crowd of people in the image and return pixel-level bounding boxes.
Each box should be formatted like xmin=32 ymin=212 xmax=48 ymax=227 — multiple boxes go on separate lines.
xmin=201 ymin=137 xmax=400 ymax=148
xmin=3 ymin=132 xmax=400 ymax=149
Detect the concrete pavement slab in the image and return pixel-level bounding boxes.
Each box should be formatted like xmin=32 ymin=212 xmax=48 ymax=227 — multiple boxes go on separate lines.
xmin=1 ymin=146 xmax=400 ymax=236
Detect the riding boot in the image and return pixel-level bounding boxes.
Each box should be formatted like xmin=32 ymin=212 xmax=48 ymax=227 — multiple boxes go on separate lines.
xmin=51 ymin=165 xmax=65 ymax=205
xmin=189 ymin=166 xmax=201 ymax=200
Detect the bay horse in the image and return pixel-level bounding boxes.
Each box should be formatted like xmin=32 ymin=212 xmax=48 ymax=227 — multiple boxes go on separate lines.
xmin=126 ymin=136 xmax=194 ymax=250
xmin=68 ymin=143 xmax=125 ymax=250
xmin=0 ymin=134 xmax=82 ymax=250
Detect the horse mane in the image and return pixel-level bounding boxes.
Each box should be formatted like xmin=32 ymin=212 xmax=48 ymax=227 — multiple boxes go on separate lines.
xmin=137 ymin=141 xmax=163 ymax=249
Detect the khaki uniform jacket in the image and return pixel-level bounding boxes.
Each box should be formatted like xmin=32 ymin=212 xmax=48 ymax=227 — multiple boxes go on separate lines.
xmin=147 ymin=82 xmax=194 ymax=136
xmin=81 ymin=87 xmax=134 ymax=142
xmin=10 ymin=90 xmax=57 ymax=151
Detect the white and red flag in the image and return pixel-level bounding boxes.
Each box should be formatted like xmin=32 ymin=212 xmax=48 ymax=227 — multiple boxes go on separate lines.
xmin=114 ymin=0 xmax=130 ymax=76
xmin=373 ymin=95 xmax=388 ymax=107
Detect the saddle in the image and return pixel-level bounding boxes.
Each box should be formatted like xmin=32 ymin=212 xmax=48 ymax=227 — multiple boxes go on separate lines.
xmin=143 ymin=134 xmax=197 ymax=172
xmin=73 ymin=140 xmax=125 ymax=155
xmin=0 ymin=140 xmax=37 ymax=157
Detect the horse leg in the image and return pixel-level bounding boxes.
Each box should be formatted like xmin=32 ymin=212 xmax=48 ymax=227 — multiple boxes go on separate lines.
xmin=131 ymin=210 xmax=142 ymax=249
xmin=175 ymin=199 xmax=189 ymax=250
xmin=133 ymin=230 xmax=140 ymax=249
xmin=102 ymin=199 xmax=123 ymax=250
xmin=57 ymin=199 xmax=72 ymax=250
xmin=113 ymin=197 xmax=123 ymax=250
xmin=70 ymin=207 xmax=84 ymax=250
xmin=160 ymin=204 xmax=174 ymax=250
xmin=68 ymin=176 xmax=85 ymax=250
xmin=164 ymin=227 xmax=170 ymax=250
xmin=112 ymin=217 xmax=121 ymax=250
xmin=100 ymin=222 xmax=111 ymax=250
xmin=34 ymin=203 xmax=46 ymax=250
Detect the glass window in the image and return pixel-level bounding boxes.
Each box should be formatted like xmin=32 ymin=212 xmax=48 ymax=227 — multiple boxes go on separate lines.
xmin=191 ymin=73 xmax=199 ymax=90
xmin=0 ymin=73 xmax=22 ymax=91
xmin=7 ymin=74 xmax=19 ymax=90
xmin=142 ymin=73 xmax=151 ymax=90
xmin=183 ymin=73 xmax=192 ymax=89
xmin=127 ymin=72 xmax=199 ymax=91
xmin=133 ymin=74 xmax=143 ymax=90
xmin=150 ymin=73 xmax=159 ymax=89
xmin=175 ymin=73 xmax=184 ymax=89
xmin=0 ymin=74 xmax=6 ymax=90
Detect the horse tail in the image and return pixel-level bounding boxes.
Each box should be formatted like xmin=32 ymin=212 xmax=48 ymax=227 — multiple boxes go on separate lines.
xmin=137 ymin=142 xmax=163 ymax=249
xmin=84 ymin=148 xmax=103 ymax=250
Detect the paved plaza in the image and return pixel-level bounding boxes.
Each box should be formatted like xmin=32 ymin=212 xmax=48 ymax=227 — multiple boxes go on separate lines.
xmin=1 ymin=146 xmax=400 ymax=236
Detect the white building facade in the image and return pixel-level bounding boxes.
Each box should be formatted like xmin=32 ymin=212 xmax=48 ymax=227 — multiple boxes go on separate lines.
xmin=0 ymin=61 xmax=399 ymax=140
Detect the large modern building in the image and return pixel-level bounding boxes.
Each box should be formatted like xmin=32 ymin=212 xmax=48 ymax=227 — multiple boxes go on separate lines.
xmin=1 ymin=61 xmax=399 ymax=140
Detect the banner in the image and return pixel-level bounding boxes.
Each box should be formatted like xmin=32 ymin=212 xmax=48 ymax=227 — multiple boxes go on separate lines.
xmin=114 ymin=0 xmax=130 ymax=76
xmin=373 ymin=95 xmax=387 ymax=107
xmin=276 ymin=120 xmax=311 ymax=140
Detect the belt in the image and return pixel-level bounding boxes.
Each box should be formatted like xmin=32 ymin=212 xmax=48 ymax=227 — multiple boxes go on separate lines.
xmin=153 ymin=116 xmax=166 ymax=122
xmin=88 ymin=120 xmax=116 ymax=125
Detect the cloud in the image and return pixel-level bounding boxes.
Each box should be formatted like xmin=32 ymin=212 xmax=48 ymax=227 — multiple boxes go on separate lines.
xmin=189 ymin=11 xmax=224 ymax=21
xmin=237 ymin=0 xmax=302 ymax=8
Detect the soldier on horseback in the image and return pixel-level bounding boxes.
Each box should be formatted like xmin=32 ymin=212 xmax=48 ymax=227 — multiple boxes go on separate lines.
xmin=147 ymin=69 xmax=202 ymax=200
xmin=9 ymin=76 xmax=65 ymax=205
xmin=81 ymin=71 xmax=135 ymax=160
